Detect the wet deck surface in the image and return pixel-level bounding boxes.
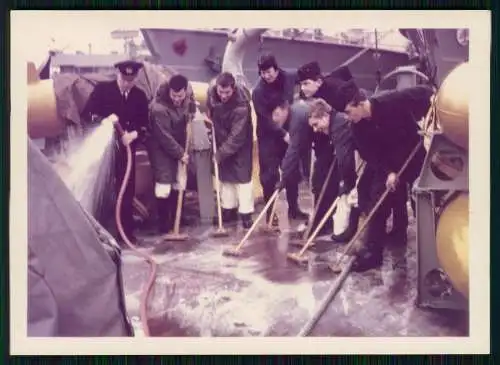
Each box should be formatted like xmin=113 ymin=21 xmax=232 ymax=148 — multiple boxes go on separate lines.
xmin=121 ymin=184 xmax=468 ymax=337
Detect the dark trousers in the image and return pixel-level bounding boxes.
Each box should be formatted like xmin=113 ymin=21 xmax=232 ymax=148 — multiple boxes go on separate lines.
xmin=300 ymin=148 xmax=311 ymax=181
xmin=389 ymin=182 xmax=409 ymax=234
xmin=114 ymin=143 xmax=136 ymax=238
xmin=357 ymin=166 xmax=392 ymax=253
xmin=357 ymin=148 xmax=425 ymax=253
xmin=258 ymin=138 xmax=301 ymax=214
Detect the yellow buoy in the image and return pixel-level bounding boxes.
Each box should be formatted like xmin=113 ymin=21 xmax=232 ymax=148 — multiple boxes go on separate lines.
xmin=435 ymin=62 xmax=469 ymax=150
xmin=435 ymin=193 xmax=469 ymax=298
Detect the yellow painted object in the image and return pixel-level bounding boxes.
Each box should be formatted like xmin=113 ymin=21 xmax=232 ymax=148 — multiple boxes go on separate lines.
xmin=27 ymin=62 xmax=38 ymax=84
xmin=435 ymin=193 xmax=469 ymax=298
xmin=27 ymin=79 xmax=65 ymax=139
xmin=435 ymin=62 xmax=469 ymax=150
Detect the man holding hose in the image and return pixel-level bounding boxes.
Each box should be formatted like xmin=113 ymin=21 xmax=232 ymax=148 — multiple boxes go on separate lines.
xmin=335 ymin=80 xmax=434 ymax=272
xmin=82 ymin=60 xmax=149 ymax=245
xmin=147 ymin=74 xmax=197 ymax=236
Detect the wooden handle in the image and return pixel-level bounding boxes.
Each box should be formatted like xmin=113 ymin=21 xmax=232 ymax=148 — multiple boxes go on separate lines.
xmin=211 ymin=129 xmax=224 ymax=230
xmin=302 ymin=157 xmax=337 ymax=240
xmin=234 ymin=189 xmax=280 ymax=251
xmin=298 ymin=196 xmax=340 ymax=256
xmin=172 ymin=120 xmax=192 ymax=234
xmin=338 ymin=141 xmax=423 ymax=261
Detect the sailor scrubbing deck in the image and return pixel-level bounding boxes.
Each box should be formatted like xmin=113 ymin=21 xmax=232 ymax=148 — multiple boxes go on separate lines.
xmin=206 ymin=72 xmax=255 ymax=230
xmin=251 ymin=53 xmax=308 ymax=227
xmin=337 ymin=80 xmax=434 ymax=272
xmin=297 ymin=61 xmax=357 ymax=238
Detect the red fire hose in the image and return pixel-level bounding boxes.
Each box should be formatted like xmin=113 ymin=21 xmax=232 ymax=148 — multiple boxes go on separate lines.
xmin=113 ymin=122 xmax=157 ymax=337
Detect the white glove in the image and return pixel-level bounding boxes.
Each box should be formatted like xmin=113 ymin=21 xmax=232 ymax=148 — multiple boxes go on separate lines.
xmin=174 ymin=162 xmax=187 ymax=191
xmin=103 ymin=113 xmax=119 ymax=127
xmin=121 ymin=131 xmax=138 ymax=146
xmin=347 ymin=188 xmax=358 ymax=208
xmin=155 ymin=183 xmax=172 ymax=198
xmin=333 ymin=194 xmax=351 ymax=235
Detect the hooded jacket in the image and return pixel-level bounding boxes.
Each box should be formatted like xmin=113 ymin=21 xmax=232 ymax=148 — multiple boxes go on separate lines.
xmin=147 ymin=80 xmax=197 ymax=184
xmin=206 ymin=84 xmax=254 ymax=184
xmin=252 ymin=69 xmax=297 ymax=140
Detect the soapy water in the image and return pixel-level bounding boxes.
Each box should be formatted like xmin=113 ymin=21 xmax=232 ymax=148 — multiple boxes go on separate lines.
xmin=55 ymin=122 xmax=116 ymax=216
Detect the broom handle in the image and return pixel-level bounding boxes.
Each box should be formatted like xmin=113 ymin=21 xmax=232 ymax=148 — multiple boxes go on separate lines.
xmin=267 ymin=190 xmax=280 ymax=228
xmin=335 ymin=141 xmax=423 ymax=263
xmin=211 ymin=126 xmax=225 ymax=230
xmin=234 ymin=189 xmax=280 ymax=250
xmin=302 ymin=157 xmax=337 ymax=240
xmin=172 ymin=120 xmax=192 ymax=234
xmin=297 ymin=196 xmax=340 ymax=256
xmin=297 ymin=161 xmax=366 ymax=257
xmin=299 ymin=142 xmax=423 ymax=337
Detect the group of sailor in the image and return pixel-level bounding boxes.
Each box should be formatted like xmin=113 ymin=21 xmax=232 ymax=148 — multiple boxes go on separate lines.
xmin=83 ymin=53 xmax=434 ymax=273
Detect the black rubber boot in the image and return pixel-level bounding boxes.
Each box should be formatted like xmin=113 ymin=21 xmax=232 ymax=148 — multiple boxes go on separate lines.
xmin=240 ymin=213 xmax=254 ymax=230
xmin=285 ymin=182 xmax=309 ymax=221
xmin=156 ymin=197 xmax=172 ymax=234
xmin=288 ymin=208 xmax=309 ymax=221
xmin=221 ymin=208 xmax=238 ymax=224
xmin=212 ymin=213 xmax=220 ymax=227
xmin=351 ymin=246 xmax=384 ymax=273
xmin=165 ymin=192 xmax=178 ymax=231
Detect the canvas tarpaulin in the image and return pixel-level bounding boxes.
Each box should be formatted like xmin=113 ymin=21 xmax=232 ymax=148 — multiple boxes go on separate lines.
xmin=28 ymin=138 xmax=132 ymax=336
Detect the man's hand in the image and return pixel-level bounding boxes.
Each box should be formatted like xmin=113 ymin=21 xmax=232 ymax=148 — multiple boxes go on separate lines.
xmin=102 ymin=113 xmax=119 ymax=127
xmin=201 ymin=113 xmax=212 ymax=127
xmin=214 ymin=151 xmax=222 ymax=164
xmin=385 ymin=172 xmax=398 ymax=192
xmin=121 ymin=131 xmax=138 ymax=146
xmin=283 ymin=133 xmax=290 ymax=144
xmin=180 ymin=153 xmax=189 ymax=165
xmin=275 ymin=180 xmax=285 ymax=191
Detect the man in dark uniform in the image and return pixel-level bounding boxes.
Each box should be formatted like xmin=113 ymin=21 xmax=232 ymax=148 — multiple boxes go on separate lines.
xmin=336 ymin=80 xmax=433 ymax=272
xmin=82 ymin=60 xmax=149 ymax=244
xmin=206 ymin=72 xmax=255 ymax=229
xmin=296 ymin=61 xmax=356 ymax=236
xmin=148 ymin=74 xmax=197 ymax=236
xmin=251 ymin=53 xmax=308 ymax=226
xmin=273 ymin=98 xmax=358 ymax=239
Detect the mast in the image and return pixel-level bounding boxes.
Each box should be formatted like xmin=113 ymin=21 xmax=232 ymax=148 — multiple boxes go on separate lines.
xmin=221 ymin=28 xmax=268 ymax=91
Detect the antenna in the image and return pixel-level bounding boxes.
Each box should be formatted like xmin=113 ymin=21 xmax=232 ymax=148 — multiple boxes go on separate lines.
xmin=110 ymin=29 xmax=140 ymax=57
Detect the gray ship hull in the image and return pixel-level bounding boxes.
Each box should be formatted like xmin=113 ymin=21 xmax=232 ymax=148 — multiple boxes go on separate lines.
xmin=141 ymin=28 xmax=410 ymax=91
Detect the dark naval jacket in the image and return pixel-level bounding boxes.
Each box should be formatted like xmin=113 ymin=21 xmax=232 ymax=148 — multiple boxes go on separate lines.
xmin=147 ymin=81 xmax=197 ymax=185
xmin=351 ymin=85 xmax=433 ymax=184
xmin=82 ymin=80 xmax=149 ymax=145
xmin=299 ymin=75 xmax=344 ymax=180
xmin=280 ymin=101 xmax=357 ymax=195
xmin=206 ymin=84 xmax=254 ymax=184
xmin=252 ymin=69 xmax=297 ymax=140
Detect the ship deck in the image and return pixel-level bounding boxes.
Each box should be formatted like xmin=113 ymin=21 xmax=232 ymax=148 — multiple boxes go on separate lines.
xmin=121 ymin=182 xmax=468 ymax=337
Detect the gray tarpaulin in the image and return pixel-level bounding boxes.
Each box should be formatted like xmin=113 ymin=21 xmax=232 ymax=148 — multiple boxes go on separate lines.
xmin=28 ymin=138 xmax=132 ymax=336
